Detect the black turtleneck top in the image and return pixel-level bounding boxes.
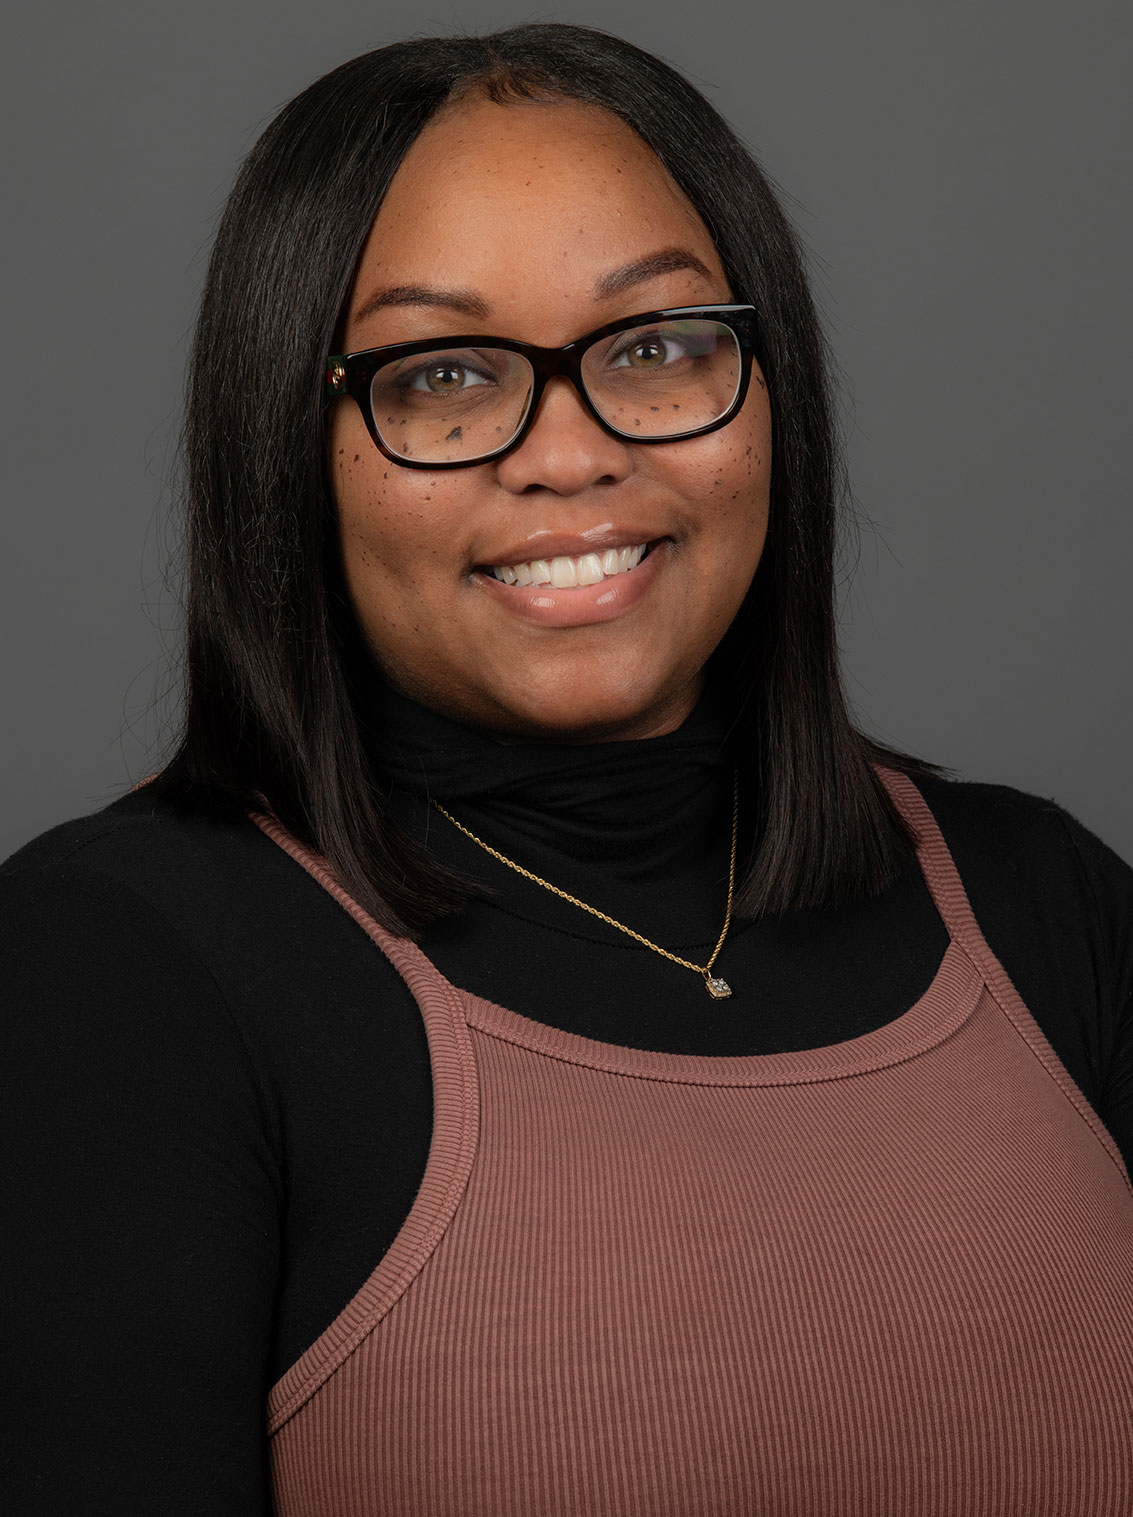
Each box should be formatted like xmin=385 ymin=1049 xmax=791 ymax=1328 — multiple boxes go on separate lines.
xmin=2 ymin=696 xmax=1132 ymax=1515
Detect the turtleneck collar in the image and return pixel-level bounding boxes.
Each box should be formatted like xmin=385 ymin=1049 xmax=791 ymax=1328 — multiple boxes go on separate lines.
xmin=365 ymin=680 xmax=737 ymax=884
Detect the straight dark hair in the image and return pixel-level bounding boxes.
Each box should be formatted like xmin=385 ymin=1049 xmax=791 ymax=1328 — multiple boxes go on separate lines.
xmin=155 ymin=22 xmax=937 ymax=935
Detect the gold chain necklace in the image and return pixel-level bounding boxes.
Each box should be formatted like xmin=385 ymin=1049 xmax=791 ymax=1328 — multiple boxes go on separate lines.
xmin=430 ymin=770 xmax=739 ymax=999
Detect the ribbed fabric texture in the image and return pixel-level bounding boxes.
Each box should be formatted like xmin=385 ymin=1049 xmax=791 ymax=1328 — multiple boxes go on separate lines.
xmin=256 ymin=769 xmax=1133 ymax=1516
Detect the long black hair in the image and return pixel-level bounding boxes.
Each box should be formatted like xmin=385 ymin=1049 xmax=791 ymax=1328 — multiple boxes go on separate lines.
xmin=155 ymin=22 xmax=937 ymax=935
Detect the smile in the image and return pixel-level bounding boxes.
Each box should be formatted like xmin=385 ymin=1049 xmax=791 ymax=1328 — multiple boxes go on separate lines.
xmin=484 ymin=543 xmax=651 ymax=588
xmin=475 ymin=537 xmax=667 ymax=630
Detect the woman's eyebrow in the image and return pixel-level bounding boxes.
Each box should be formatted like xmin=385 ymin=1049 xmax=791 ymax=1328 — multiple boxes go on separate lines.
xmin=352 ymin=284 xmax=492 ymax=323
xmin=353 ymin=251 xmax=714 ymax=326
xmin=593 ymin=249 xmax=714 ymax=300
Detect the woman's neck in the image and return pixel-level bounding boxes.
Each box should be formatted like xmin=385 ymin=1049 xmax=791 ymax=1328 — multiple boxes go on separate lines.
xmin=365 ymin=680 xmax=737 ymax=884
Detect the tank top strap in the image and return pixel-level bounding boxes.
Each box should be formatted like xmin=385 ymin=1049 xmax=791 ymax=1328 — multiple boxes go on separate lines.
xmin=876 ymin=762 xmax=1040 ymax=1010
xmin=875 ymin=765 xmax=1129 ymax=1178
xmin=873 ymin=765 xmax=994 ymax=957
xmin=247 ymin=808 xmax=458 ymax=999
xmin=247 ymin=807 xmax=482 ymax=1432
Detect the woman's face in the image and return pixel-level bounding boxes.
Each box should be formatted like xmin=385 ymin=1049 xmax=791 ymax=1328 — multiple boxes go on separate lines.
xmin=330 ymin=96 xmax=771 ymax=742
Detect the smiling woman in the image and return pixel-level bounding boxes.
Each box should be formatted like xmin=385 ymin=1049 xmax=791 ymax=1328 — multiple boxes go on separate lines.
xmin=330 ymin=96 xmax=770 ymax=741
xmin=3 ymin=22 xmax=1132 ymax=1517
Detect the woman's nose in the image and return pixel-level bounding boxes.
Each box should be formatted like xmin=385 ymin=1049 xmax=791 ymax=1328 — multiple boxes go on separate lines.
xmin=493 ymin=376 xmax=633 ymax=495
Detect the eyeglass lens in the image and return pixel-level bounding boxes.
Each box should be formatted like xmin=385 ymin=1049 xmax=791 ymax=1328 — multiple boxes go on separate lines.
xmin=367 ymin=318 xmax=743 ymax=464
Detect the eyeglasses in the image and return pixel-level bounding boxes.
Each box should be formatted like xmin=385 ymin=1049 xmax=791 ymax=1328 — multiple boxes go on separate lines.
xmin=324 ymin=304 xmax=760 ymax=469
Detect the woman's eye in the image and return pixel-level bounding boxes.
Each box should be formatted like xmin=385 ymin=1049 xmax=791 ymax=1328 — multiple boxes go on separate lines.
xmin=410 ymin=361 xmax=490 ymax=393
xmin=612 ymin=336 xmax=679 ymax=369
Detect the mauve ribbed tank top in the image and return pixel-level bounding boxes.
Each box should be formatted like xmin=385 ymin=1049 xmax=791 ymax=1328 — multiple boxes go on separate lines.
xmin=255 ymin=768 xmax=1133 ymax=1516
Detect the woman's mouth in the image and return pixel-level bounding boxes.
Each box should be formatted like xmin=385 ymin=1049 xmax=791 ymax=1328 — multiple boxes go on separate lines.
xmin=481 ymin=542 xmax=652 ymax=588
xmin=473 ymin=537 xmax=668 ymax=629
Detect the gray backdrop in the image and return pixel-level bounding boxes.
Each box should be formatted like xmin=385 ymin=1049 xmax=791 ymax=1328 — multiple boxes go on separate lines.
xmin=2 ymin=0 xmax=1130 ymax=864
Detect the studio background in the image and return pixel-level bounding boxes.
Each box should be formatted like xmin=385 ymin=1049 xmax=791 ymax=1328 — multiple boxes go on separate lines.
xmin=2 ymin=0 xmax=1130 ymax=864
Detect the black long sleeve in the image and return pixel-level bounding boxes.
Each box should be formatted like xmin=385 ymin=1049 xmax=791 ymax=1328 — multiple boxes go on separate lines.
xmin=1 ymin=874 xmax=281 ymax=1514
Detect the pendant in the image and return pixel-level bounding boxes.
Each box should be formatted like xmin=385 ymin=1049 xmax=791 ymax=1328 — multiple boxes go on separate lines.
xmin=705 ymin=976 xmax=732 ymax=999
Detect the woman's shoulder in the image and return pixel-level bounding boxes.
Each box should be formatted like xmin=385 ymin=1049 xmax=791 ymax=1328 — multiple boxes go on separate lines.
xmin=3 ymin=785 xmax=275 ymax=898
xmin=1 ymin=792 xmax=284 ymax=1118
xmin=1 ymin=786 xmax=416 ymax=1067
xmin=888 ymin=769 xmax=1131 ymax=1162
xmin=4 ymin=792 xmax=282 ymax=1021
xmin=901 ymin=769 xmax=1132 ymax=987
xmin=4 ymin=785 xmax=369 ymax=952
xmin=908 ymin=769 xmax=1132 ymax=911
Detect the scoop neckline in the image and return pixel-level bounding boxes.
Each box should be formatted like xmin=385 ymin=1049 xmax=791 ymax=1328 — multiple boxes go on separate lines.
xmin=450 ymin=935 xmax=984 ymax=1088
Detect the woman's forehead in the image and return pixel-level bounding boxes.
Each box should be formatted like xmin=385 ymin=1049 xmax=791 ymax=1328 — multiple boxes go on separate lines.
xmin=376 ymin=95 xmax=710 ymax=241
xmin=345 ymin=96 xmax=726 ymax=344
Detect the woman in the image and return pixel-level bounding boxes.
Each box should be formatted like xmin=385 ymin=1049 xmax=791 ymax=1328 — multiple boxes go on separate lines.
xmin=3 ymin=23 xmax=1131 ymax=1515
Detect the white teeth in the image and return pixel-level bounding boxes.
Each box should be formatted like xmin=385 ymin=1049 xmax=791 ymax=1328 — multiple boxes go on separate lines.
xmin=488 ymin=543 xmax=650 ymax=586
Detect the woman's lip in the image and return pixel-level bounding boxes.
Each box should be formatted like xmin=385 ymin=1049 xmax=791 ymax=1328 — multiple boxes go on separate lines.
xmin=473 ymin=539 xmax=667 ymax=629
xmin=474 ymin=528 xmax=667 ymax=569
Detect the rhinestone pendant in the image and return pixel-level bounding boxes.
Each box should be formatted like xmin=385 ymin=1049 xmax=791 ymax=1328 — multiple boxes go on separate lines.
xmin=705 ymin=976 xmax=732 ymax=999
